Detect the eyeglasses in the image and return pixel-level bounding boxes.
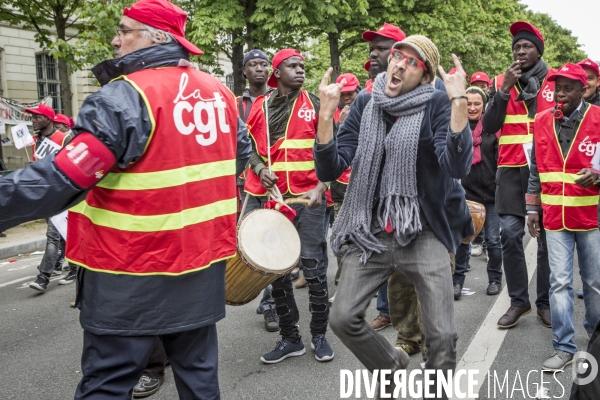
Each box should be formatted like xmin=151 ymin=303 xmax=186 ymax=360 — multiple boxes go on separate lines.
xmin=389 ymin=49 xmax=428 ymax=72
xmin=115 ymin=28 xmax=148 ymax=38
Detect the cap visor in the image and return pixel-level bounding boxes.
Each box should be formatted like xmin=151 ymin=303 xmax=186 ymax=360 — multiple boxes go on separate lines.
xmin=172 ymin=34 xmax=203 ymax=55
xmin=362 ymin=31 xmax=376 ymax=41
xmin=341 ymin=84 xmax=359 ymax=92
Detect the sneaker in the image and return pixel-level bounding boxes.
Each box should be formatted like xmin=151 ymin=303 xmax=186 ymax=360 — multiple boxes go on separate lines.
xmin=51 ymin=267 xmax=63 ymax=276
xmin=295 ymin=275 xmax=308 ymax=289
xmin=261 ymin=338 xmax=305 ymax=364
xmin=311 ymin=334 xmax=334 ymax=362
xmin=59 ymin=269 xmax=77 ymax=285
xmin=369 ymin=315 xmax=391 ymax=331
xmin=542 ymin=350 xmax=574 ymax=371
xmin=70 ymin=299 xmax=76 ymax=308
xmin=263 ymin=308 xmax=279 ymax=332
xmin=577 ymin=287 xmax=584 ymax=299
xmin=29 ymin=276 xmax=49 ymax=291
xmin=133 ymin=375 xmax=163 ymax=398
xmin=471 ymin=244 xmax=483 ymax=257
xmin=0 ymin=232 xmax=6 ymax=237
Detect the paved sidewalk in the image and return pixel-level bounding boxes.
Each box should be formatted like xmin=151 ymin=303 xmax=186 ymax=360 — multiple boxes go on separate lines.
xmin=0 ymin=220 xmax=47 ymax=259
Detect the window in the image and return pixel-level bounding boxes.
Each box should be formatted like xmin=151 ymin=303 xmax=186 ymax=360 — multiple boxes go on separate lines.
xmin=36 ymin=53 xmax=61 ymax=113
xmin=226 ymin=74 xmax=234 ymax=92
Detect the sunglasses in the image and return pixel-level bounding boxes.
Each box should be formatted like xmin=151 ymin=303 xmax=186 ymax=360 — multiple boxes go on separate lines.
xmin=389 ymin=49 xmax=428 ymax=72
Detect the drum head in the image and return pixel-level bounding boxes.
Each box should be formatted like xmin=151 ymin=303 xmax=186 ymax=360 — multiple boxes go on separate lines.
xmin=238 ymin=209 xmax=301 ymax=272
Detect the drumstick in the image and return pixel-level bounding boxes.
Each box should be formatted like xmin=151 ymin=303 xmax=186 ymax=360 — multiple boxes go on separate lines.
xmin=274 ymin=198 xmax=310 ymax=210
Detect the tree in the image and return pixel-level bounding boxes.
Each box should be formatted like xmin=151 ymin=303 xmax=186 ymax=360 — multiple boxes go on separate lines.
xmin=0 ymin=0 xmax=85 ymax=115
xmin=188 ymin=0 xmax=304 ymax=96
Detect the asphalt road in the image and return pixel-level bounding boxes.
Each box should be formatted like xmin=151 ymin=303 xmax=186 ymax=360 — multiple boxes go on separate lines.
xmin=0 ymin=235 xmax=590 ymax=400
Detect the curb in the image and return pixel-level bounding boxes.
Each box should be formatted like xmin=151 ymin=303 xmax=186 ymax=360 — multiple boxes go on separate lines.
xmin=0 ymin=236 xmax=47 ymax=260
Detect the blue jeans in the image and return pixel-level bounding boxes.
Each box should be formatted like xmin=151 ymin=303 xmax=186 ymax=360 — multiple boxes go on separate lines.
xmin=453 ymin=203 xmax=502 ymax=285
xmin=546 ymin=229 xmax=600 ymax=354
xmin=376 ymin=282 xmax=390 ymax=318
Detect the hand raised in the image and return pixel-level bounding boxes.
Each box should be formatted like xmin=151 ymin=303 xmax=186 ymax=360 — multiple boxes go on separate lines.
xmin=437 ymin=54 xmax=467 ymax=100
xmin=318 ymin=67 xmax=346 ymax=120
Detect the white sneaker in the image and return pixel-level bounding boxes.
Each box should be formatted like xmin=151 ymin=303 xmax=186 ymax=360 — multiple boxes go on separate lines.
xmin=471 ymin=244 xmax=483 ymax=257
xmin=329 ymin=292 xmax=336 ymax=305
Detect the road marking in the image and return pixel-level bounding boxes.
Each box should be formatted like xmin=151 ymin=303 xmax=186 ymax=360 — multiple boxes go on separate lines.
xmin=451 ymin=239 xmax=539 ymax=399
xmin=0 ymin=276 xmax=37 ymax=288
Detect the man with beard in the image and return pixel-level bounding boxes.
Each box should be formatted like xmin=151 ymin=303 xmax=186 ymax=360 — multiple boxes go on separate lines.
xmin=482 ymin=21 xmax=555 ymax=330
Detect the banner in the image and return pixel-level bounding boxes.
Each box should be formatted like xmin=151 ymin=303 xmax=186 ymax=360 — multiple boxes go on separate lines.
xmin=0 ymin=96 xmax=53 ymax=126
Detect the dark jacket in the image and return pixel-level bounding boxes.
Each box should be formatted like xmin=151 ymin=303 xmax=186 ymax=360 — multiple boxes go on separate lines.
xmin=483 ymin=76 xmax=536 ymax=216
xmin=0 ymin=42 xmax=252 ymax=335
xmin=461 ymin=119 xmax=498 ymax=204
xmin=314 ymin=87 xmax=474 ymax=254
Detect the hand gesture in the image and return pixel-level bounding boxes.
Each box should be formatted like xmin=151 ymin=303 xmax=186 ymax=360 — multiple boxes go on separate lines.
xmin=339 ymin=105 xmax=350 ymax=124
xmin=500 ymin=61 xmax=522 ymax=94
xmin=574 ymin=168 xmax=599 ymax=188
xmin=318 ymin=67 xmax=346 ymax=120
xmin=438 ymin=54 xmax=467 ymax=100
xmin=527 ymin=213 xmax=541 ymax=238
xmin=298 ymin=182 xmax=327 ymax=209
xmin=259 ymin=168 xmax=278 ymax=190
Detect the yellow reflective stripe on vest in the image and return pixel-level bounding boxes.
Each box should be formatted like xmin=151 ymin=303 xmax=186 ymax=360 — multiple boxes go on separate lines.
xmin=70 ymin=198 xmax=237 ymax=232
xmin=279 ymin=139 xmax=314 ymax=149
xmin=503 ymin=115 xmax=534 ymax=124
xmin=538 ymin=172 xmax=580 ymax=184
xmin=97 ymin=159 xmax=236 ymax=191
xmin=270 ymin=161 xmax=314 ymax=172
xmin=498 ymin=134 xmax=532 ymax=145
xmin=541 ymin=194 xmax=600 ymax=207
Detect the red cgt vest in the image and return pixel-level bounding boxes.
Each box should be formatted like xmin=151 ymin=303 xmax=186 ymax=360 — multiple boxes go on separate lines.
xmin=495 ymin=69 xmax=556 ymax=167
xmin=534 ymin=105 xmax=600 ymax=231
xmin=32 ymin=130 xmax=70 ymax=161
xmin=245 ymin=90 xmax=320 ymax=196
xmin=66 ymin=66 xmax=239 ymax=275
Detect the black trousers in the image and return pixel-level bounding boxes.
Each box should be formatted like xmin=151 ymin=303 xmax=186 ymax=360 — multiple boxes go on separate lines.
xmin=143 ymin=338 xmax=168 ymax=379
xmin=75 ymin=325 xmax=219 ymax=400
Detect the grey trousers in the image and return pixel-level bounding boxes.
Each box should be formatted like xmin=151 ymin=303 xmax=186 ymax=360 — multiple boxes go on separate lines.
xmin=330 ymin=225 xmax=457 ymax=398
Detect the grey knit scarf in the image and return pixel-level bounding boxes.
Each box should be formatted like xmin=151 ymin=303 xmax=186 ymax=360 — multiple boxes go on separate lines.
xmin=516 ymin=59 xmax=548 ymax=119
xmin=331 ymin=73 xmax=434 ymax=263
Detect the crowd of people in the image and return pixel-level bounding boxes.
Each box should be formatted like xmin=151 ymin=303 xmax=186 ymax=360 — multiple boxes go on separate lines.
xmin=1 ymin=0 xmax=599 ymax=398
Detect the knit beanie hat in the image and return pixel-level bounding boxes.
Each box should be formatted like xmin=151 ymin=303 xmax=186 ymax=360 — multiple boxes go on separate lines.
xmin=466 ymin=86 xmax=488 ymax=105
xmin=393 ymin=35 xmax=440 ymax=80
xmin=512 ymin=30 xmax=544 ymax=56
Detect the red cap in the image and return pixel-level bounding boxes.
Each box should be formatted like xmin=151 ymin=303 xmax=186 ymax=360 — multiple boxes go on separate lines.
xmin=548 ymin=63 xmax=588 ymax=87
xmin=362 ymin=23 xmax=406 ymax=42
xmin=578 ymin=58 xmax=600 ymax=77
xmin=25 ymin=104 xmax=55 ymax=120
xmin=364 ymin=60 xmax=370 ymax=72
xmin=54 ymin=114 xmax=72 ymax=128
xmin=510 ymin=21 xmax=544 ymax=45
xmin=123 ymin=0 xmax=203 ymax=55
xmin=470 ymin=72 xmax=490 ymax=85
xmin=267 ymin=49 xmax=305 ymax=88
xmin=336 ymin=73 xmax=360 ymax=92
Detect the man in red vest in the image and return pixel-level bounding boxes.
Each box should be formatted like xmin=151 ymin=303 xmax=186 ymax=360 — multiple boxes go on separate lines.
xmin=527 ymin=63 xmax=600 ymax=371
xmin=24 ymin=104 xmax=71 ymax=291
xmin=482 ymin=21 xmax=555 ymax=329
xmin=244 ymin=48 xmax=335 ymax=364
xmin=0 ymin=0 xmax=252 ymax=398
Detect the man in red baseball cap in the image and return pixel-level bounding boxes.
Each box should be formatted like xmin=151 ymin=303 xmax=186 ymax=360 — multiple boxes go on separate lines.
xmin=333 ymin=73 xmax=360 ymax=125
xmin=578 ymin=58 xmax=600 ymax=106
xmin=0 ymin=0 xmax=253 ymax=398
xmin=363 ymin=23 xmax=406 ymax=78
xmin=244 ymin=48 xmax=335 ymax=365
xmin=526 ymin=62 xmax=600 ymax=371
xmin=53 ymin=114 xmax=73 ymax=133
xmin=482 ymin=21 xmax=556 ymax=331
xmin=470 ymin=71 xmax=490 ymax=93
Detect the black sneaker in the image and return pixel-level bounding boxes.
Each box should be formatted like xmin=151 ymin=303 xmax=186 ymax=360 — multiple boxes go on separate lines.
xmin=59 ymin=269 xmax=77 ymax=285
xmin=0 ymin=232 xmax=6 ymax=237
xmin=263 ymin=308 xmax=279 ymax=332
xmin=51 ymin=267 xmax=63 ymax=277
xmin=261 ymin=338 xmax=305 ymax=364
xmin=29 ymin=276 xmax=49 ymax=291
xmin=133 ymin=375 xmax=162 ymax=398
xmin=311 ymin=334 xmax=334 ymax=362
